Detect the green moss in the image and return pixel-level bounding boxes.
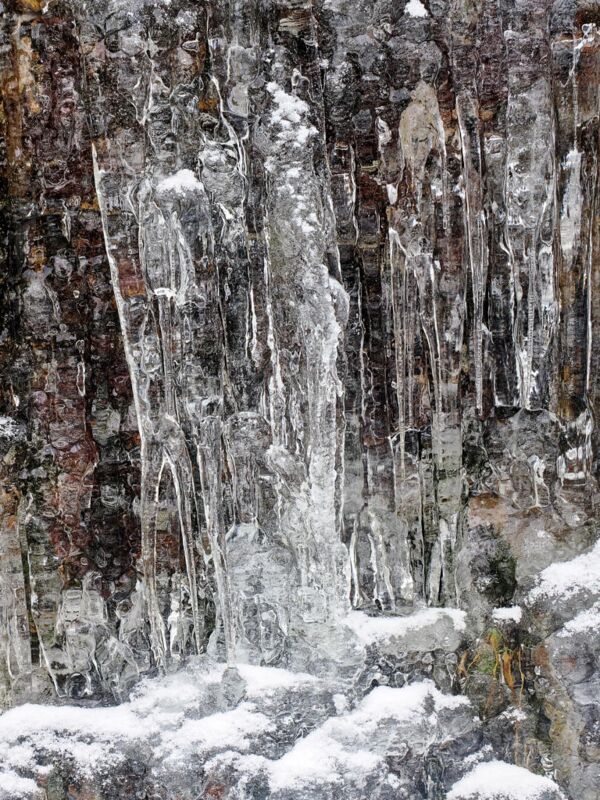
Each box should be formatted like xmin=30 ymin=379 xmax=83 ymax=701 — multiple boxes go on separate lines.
xmin=475 ymin=649 xmax=496 ymax=676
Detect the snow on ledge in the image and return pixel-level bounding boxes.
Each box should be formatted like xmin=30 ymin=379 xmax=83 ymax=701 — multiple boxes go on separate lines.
xmin=0 ymin=771 xmax=40 ymax=800
xmin=447 ymin=760 xmax=566 ymax=800
xmin=156 ymin=169 xmax=203 ymax=196
xmin=528 ymin=539 xmax=600 ymax=603
xmin=0 ymin=669 xmax=473 ymax=797
xmin=156 ymin=703 xmax=273 ymax=767
xmin=344 ymin=607 xmax=467 ymax=644
xmin=237 ymin=663 xmax=317 ymax=696
xmin=557 ymin=601 xmax=600 ymax=637
xmin=404 ymin=0 xmax=429 ymax=17
xmin=268 ymin=680 xmax=469 ymax=792
xmin=492 ymin=606 xmax=522 ymax=624
xmin=0 ymin=662 xmax=320 ymax=790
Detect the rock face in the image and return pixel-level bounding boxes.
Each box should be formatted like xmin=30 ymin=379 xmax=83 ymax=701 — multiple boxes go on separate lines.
xmin=0 ymin=0 xmax=599 ymax=798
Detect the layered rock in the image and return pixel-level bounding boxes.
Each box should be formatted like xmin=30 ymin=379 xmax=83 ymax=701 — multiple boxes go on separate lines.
xmin=1 ymin=0 xmax=599 ymax=798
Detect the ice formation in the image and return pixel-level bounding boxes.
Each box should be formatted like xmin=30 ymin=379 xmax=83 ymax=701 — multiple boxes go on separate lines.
xmin=0 ymin=0 xmax=599 ymax=798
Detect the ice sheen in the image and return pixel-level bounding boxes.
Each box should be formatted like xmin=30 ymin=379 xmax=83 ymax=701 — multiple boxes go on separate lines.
xmin=2 ymin=2 xmax=598 ymax=799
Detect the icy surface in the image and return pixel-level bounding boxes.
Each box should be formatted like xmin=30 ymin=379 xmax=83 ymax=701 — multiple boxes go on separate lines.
xmin=0 ymin=663 xmax=317 ymax=781
xmin=0 ymin=662 xmax=566 ymax=799
xmin=0 ymin=662 xmax=483 ymax=798
xmin=1 ymin=0 xmax=600 ymax=798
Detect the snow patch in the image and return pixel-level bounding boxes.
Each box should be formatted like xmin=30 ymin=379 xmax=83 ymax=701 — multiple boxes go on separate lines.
xmin=0 ymin=415 xmax=20 ymax=438
xmin=528 ymin=540 xmax=600 ymax=602
xmin=156 ymin=169 xmax=203 ymax=197
xmin=268 ymin=681 xmax=468 ymax=791
xmin=344 ymin=607 xmax=467 ymax=644
xmin=0 ymin=771 xmax=40 ymax=800
xmin=237 ymin=664 xmax=317 ymax=696
xmin=499 ymin=707 xmax=528 ymax=723
xmin=447 ymin=760 xmax=565 ymax=799
xmin=266 ymin=82 xmax=317 ymax=147
xmin=492 ymin=606 xmax=522 ymax=624
xmin=404 ymin=0 xmax=429 ymax=17
xmin=0 ymin=700 xmax=148 ymax=778
xmin=157 ymin=703 xmax=273 ymax=765
xmin=558 ymin=601 xmax=600 ymax=637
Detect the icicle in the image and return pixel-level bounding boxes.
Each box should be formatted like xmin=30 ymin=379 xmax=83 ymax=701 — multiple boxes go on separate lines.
xmin=504 ymin=74 xmax=557 ymax=410
xmin=93 ymin=145 xmax=221 ymax=668
xmin=456 ymin=93 xmax=488 ymax=414
xmin=196 ymin=421 xmax=236 ymax=663
xmin=0 ymin=489 xmax=32 ymax=703
xmin=389 ymin=228 xmax=408 ymax=479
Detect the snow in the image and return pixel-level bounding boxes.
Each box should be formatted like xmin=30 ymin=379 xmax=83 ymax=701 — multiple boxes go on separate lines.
xmin=0 ymin=702 xmax=145 ymax=745
xmin=492 ymin=606 xmax=523 ymax=624
xmin=156 ymin=169 xmax=203 ymax=196
xmin=0 ymin=668 xmax=471 ymax=796
xmin=344 ymin=607 xmax=467 ymax=644
xmin=404 ymin=0 xmax=429 ymax=17
xmin=157 ymin=703 xmax=274 ymax=766
xmin=356 ymin=680 xmax=469 ymax=715
xmin=0 ymin=771 xmax=40 ymax=800
xmin=128 ymin=667 xmax=222 ymax=715
xmin=0 ymin=700 xmax=148 ymax=779
xmin=333 ymin=693 xmax=348 ymax=714
xmin=557 ymin=601 xmax=600 ymax=637
xmin=266 ymin=82 xmax=317 ymax=147
xmin=0 ymin=415 xmax=19 ymax=438
xmin=267 ymin=82 xmax=309 ymax=125
xmin=0 ymin=663 xmax=315 ymax=784
xmin=500 ymin=707 xmax=528 ymax=723
xmin=237 ymin=663 xmax=316 ymax=696
xmin=447 ymin=760 xmax=566 ymax=799
xmin=267 ymin=680 xmax=468 ymax=791
xmin=528 ymin=539 xmax=600 ymax=602
xmin=267 ymin=726 xmax=379 ymax=790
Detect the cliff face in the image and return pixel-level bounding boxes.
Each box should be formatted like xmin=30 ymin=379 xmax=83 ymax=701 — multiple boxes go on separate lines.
xmin=0 ymin=0 xmax=599 ymax=798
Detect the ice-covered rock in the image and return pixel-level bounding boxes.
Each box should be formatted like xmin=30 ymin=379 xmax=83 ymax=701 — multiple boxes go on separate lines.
xmin=1 ymin=0 xmax=599 ymax=798
xmin=0 ymin=662 xmax=484 ymax=799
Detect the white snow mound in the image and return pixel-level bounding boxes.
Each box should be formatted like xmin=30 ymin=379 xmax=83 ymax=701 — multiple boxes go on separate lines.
xmin=447 ymin=760 xmax=566 ymax=799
